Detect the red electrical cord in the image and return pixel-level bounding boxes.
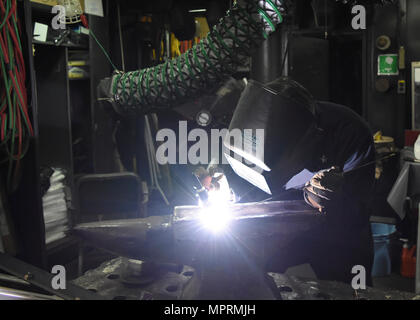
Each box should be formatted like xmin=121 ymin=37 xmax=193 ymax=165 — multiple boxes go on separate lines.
xmin=1 ymin=114 xmax=5 ymax=141
xmin=0 ymin=0 xmax=33 ymax=187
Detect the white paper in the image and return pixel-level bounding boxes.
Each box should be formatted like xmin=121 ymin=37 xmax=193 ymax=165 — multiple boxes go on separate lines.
xmin=33 ymin=22 xmax=48 ymax=42
xmin=415 ymin=68 xmax=420 ymax=83
xmin=225 ymin=153 xmax=272 ymax=195
xmin=85 ymin=0 xmax=104 ymax=17
xmin=80 ymin=26 xmax=90 ymax=35
xmin=285 ymin=169 xmax=315 ymax=190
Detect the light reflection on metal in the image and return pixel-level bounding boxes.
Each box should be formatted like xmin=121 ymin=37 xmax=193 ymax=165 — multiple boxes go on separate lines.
xmin=0 ymin=286 xmax=61 ymax=300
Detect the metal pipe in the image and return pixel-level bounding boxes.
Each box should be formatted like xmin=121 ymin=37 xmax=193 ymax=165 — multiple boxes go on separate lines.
xmin=72 ymin=200 xmax=321 ymax=265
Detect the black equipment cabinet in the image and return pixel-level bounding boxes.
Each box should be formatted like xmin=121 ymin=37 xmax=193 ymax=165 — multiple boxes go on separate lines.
xmin=7 ymin=1 xmax=111 ymax=268
xmin=34 ymin=44 xmax=74 ymax=171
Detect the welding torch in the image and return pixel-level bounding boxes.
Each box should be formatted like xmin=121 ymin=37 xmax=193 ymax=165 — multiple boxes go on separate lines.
xmin=192 ymin=166 xmax=228 ymax=205
xmin=340 ymin=152 xmax=398 ymax=176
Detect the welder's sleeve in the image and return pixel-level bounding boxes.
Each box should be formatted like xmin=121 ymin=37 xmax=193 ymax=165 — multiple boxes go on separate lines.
xmin=325 ymin=123 xmax=375 ymax=223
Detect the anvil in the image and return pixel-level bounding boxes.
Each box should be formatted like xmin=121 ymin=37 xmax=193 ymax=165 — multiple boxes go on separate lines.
xmin=73 ymin=200 xmax=322 ymax=299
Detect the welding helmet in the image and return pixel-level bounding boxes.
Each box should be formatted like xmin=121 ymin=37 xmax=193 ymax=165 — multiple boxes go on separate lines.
xmin=224 ymin=77 xmax=319 ymax=195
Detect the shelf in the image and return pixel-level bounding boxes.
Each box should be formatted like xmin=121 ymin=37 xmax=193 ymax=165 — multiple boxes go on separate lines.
xmin=30 ymin=2 xmax=54 ymax=13
xmin=69 ymin=77 xmax=90 ymax=81
xmin=46 ymin=236 xmax=79 ymax=255
xmin=32 ymin=39 xmax=88 ymax=49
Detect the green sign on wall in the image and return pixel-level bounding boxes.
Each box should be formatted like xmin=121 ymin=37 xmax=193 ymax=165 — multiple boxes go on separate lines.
xmin=378 ymin=54 xmax=399 ymax=76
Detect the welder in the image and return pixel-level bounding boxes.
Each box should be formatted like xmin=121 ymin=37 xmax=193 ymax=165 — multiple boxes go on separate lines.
xmin=224 ymin=77 xmax=375 ymax=285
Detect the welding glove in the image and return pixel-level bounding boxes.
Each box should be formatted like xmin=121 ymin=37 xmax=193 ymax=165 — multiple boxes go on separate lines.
xmin=303 ymin=166 xmax=344 ymax=214
xmin=194 ymin=166 xmax=224 ymax=191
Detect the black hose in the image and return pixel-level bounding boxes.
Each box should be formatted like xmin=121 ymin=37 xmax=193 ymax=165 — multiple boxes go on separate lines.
xmin=98 ymin=0 xmax=288 ymax=116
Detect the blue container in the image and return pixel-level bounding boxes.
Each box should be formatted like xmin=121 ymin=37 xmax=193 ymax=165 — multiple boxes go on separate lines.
xmin=371 ymin=223 xmax=396 ymax=277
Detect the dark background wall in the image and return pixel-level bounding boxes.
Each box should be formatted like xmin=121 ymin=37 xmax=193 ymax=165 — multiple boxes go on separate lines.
xmin=366 ymin=2 xmax=404 ymax=146
xmin=366 ymin=0 xmax=420 ymax=146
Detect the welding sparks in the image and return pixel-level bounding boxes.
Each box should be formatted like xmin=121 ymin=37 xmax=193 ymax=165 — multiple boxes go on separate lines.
xmin=197 ymin=173 xmax=234 ymax=233
xmin=194 ymin=172 xmax=235 ymax=234
xmin=198 ymin=204 xmax=232 ymax=233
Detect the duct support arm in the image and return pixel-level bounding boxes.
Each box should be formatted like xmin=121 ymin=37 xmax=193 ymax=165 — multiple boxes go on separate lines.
xmin=98 ymin=0 xmax=289 ymax=116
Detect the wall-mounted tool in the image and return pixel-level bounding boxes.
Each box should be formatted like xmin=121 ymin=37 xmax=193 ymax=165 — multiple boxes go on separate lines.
xmin=376 ymin=35 xmax=391 ymax=51
xmin=53 ymin=29 xmax=71 ymax=46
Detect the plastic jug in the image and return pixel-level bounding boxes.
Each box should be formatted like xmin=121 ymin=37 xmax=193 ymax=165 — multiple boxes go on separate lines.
xmin=400 ymin=243 xmax=416 ymax=278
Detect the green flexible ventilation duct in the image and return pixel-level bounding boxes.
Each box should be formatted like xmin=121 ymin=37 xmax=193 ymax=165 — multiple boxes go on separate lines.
xmin=98 ymin=0 xmax=288 ymax=116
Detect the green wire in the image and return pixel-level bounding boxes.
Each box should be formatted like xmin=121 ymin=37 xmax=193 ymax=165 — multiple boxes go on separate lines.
xmin=183 ymin=52 xmax=195 ymax=78
xmin=176 ymin=57 xmax=185 ymax=82
xmin=112 ymin=73 xmax=123 ymax=96
xmin=161 ymin=61 xmax=169 ymax=94
xmin=258 ymin=8 xmax=276 ymax=31
xmin=120 ymin=73 xmax=129 ymax=101
xmin=224 ymin=22 xmax=248 ymax=54
xmin=153 ymin=65 xmax=160 ymax=94
xmin=0 ymin=0 xmax=10 ymax=29
xmin=237 ymin=5 xmax=268 ymax=39
xmin=169 ymin=60 xmax=182 ymax=97
xmin=14 ymin=74 xmax=31 ymax=133
xmin=206 ymin=35 xmax=221 ymax=59
xmin=6 ymin=24 xmax=30 ymax=134
xmin=145 ymin=68 xmax=152 ymax=96
xmin=199 ymin=41 xmax=216 ymax=70
xmin=136 ymin=69 xmax=146 ymax=100
xmin=89 ymin=29 xmax=117 ymax=71
xmin=0 ymin=37 xmax=13 ymax=131
xmin=128 ymin=71 xmax=139 ymax=103
xmin=213 ymin=27 xmax=234 ymax=57
xmin=192 ymin=46 xmax=204 ymax=74
xmin=265 ymin=0 xmax=283 ymax=23
xmin=3 ymin=114 xmax=7 ymax=140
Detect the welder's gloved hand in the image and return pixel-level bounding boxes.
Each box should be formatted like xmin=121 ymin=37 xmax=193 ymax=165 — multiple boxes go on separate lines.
xmin=194 ymin=166 xmax=224 ymax=192
xmin=303 ymin=166 xmax=344 ymax=214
